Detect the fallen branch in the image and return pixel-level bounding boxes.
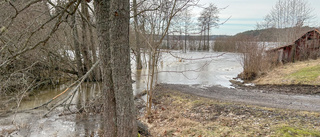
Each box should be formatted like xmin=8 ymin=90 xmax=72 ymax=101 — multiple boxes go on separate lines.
xmin=42 ymin=59 xmax=100 ymax=117
xmin=23 ymin=60 xmax=99 ymax=113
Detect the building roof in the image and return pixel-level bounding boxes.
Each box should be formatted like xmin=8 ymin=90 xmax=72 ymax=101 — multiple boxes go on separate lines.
xmin=268 ymin=29 xmax=320 ymax=51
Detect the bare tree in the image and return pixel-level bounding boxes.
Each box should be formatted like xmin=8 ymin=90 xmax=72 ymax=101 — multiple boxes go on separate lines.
xmin=0 ymin=0 xmax=80 ymax=99
xmin=182 ymin=8 xmax=194 ymax=53
xmin=170 ymin=6 xmax=194 ymax=52
xmin=197 ymin=3 xmax=219 ymax=50
xmin=137 ymin=0 xmax=199 ymax=117
xmin=258 ymin=0 xmax=314 ymax=43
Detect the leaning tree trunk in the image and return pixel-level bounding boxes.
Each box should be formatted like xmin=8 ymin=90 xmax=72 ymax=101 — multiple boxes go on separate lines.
xmin=94 ymin=0 xmax=116 ymax=136
xmin=110 ymin=0 xmax=137 ymax=136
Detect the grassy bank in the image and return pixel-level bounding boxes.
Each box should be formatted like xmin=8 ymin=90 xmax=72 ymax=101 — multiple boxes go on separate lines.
xmin=254 ymin=59 xmax=320 ymax=85
xmin=140 ymin=87 xmax=320 ymax=137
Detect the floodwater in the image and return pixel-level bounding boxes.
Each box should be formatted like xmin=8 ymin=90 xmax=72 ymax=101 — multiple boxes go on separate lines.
xmin=8 ymin=51 xmax=243 ymax=111
xmin=132 ymin=51 xmax=243 ymax=93
xmin=0 ymin=51 xmax=243 ymax=136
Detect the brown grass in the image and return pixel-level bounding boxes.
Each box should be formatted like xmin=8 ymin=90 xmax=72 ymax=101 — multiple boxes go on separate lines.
xmin=139 ymin=87 xmax=320 ymax=137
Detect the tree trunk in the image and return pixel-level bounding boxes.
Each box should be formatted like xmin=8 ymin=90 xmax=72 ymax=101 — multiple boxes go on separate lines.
xmin=207 ymin=23 xmax=210 ymax=51
xmin=133 ymin=0 xmax=143 ymax=70
xmin=147 ymin=49 xmax=157 ymax=116
xmin=70 ymin=2 xmax=83 ymax=78
xmin=81 ymin=1 xmax=93 ymax=80
xmin=199 ymin=28 xmax=202 ymax=50
xmin=94 ymin=0 xmax=116 ymax=136
xmin=85 ymin=2 xmax=100 ymax=81
xmin=88 ymin=24 xmax=100 ymax=81
xmin=203 ymin=27 xmax=206 ymax=50
xmin=184 ymin=33 xmax=187 ymax=53
xmin=110 ymin=0 xmax=137 ymax=136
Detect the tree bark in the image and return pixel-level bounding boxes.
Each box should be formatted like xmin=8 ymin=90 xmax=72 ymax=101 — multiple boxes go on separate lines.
xmin=94 ymin=0 xmax=117 ymax=136
xmin=95 ymin=0 xmax=137 ymax=136
xmin=110 ymin=0 xmax=137 ymax=136
xmin=88 ymin=20 xmax=100 ymax=81
xmin=81 ymin=1 xmax=93 ymax=79
xmin=133 ymin=0 xmax=143 ymax=70
xmin=147 ymin=49 xmax=157 ymax=116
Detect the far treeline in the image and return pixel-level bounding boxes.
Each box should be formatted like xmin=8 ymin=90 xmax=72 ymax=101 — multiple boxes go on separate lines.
xmin=214 ymin=26 xmax=320 ymax=81
xmin=213 ymin=26 xmax=317 ymax=52
xmin=215 ymin=0 xmax=317 ymax=53
xmin=214 ymin=0 xmax=319 ymax=81
xmin=216 ymin=26 xmax=320 ymax=81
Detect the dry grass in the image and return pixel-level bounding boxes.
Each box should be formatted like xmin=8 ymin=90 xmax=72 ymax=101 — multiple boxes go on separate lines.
xmin=140 ymin=88 xmax=320 ymax=137
xmin=254 ymin=58 xmax=320 ymax=85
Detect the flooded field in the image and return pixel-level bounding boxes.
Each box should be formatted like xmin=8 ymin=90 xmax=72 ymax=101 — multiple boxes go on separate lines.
xmin=132 ymin=51 xmax=243 ymax=94
xmin=0 ymin=51 xmax=243 ymax=136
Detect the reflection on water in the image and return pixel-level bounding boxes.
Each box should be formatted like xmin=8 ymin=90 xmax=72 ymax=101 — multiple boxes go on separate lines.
xmin=17 ymin=82 xmax=102 ymax=110
xmin=74 ymin=114 xmax=104 ymax=137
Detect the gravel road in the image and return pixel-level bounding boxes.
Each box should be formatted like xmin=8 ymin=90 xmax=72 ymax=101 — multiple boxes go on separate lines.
xmin=158 ymin=84 xmax=320 ymax=112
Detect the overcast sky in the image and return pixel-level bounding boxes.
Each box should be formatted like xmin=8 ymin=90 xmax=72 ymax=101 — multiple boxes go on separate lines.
xmin=194 ymin=0 xmax=320 ymax=35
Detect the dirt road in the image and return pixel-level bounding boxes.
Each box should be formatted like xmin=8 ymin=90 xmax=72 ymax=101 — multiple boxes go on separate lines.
xmin=158 ymin=84 xmax=320 ymax=112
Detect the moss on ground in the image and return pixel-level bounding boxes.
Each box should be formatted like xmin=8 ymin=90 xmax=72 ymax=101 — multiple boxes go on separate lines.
xmin=254 ymin=59 xmax=320 ymax=85
xmin=278 ymin=126 xmax=320 ymax=137
xmin=286 ymin=65 xmax=320 ymax=84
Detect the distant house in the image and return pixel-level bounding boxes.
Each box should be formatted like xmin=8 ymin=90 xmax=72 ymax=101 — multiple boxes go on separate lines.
xmin=268 ymin=29 xmax=320 ymax=63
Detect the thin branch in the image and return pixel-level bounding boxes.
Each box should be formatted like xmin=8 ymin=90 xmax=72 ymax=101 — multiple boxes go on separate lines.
xmin=168 ymin=51 xmax=225 ymax=60
xmin=42 ymin=59 xmax=100 ymax=117
xmin=0 ymin=0 xmax=80 ymax=68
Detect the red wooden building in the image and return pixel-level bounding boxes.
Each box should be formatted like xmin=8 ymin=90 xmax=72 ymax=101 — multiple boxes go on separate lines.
xmin=269 ymin=29 xmax=320 ymax=63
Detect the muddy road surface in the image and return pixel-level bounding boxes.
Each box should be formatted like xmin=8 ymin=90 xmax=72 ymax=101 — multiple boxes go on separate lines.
xmin=159 ymin=84 xmax=320 ymax=112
